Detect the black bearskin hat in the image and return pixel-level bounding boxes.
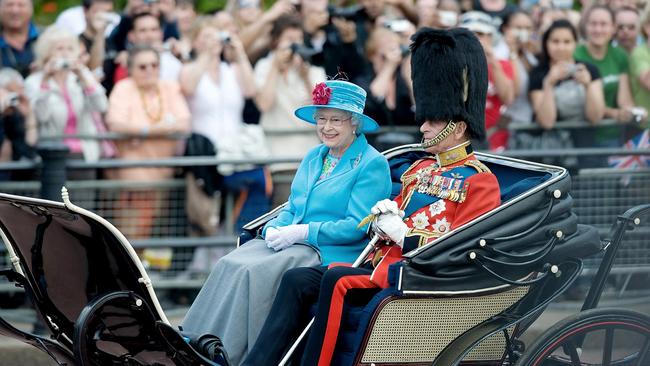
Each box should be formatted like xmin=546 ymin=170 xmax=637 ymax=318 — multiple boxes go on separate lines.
xmin=410 ymin=27 xmax=488 ymax=141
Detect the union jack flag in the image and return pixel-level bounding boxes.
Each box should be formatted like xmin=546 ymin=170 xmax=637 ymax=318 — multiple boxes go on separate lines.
xmin=608 ymin=129 xmax=650 ymax=169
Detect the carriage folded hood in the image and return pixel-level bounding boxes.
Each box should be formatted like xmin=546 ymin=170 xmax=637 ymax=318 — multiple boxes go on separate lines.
xmin=0 ymin=192 xmax=162 ymax=342
xmin=395 ymin=153 xmax=604 ymax=293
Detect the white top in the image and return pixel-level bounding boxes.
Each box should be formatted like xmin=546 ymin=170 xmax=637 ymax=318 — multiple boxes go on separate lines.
xmin=24 ymin=69 xmax=107 ymax=161
xmin=160 ymin=51 xmax=182 ymax=82
xmin=54 ymin=6 xmax=118 ymax=36
xmin=254 ymin=53 xmax=325 ymax=170
xmin=188 ymin=62 xmax=244 ymax=150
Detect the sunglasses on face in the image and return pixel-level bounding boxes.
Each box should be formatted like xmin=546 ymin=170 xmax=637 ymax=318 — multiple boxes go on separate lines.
xmin=135 ymin=62 xmax=159 ymax=71
xmin=617 ymin=24 xmax=636 ymax=31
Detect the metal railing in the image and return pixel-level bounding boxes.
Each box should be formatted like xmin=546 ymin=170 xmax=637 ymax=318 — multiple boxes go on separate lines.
xmin=0 ymin=125 xmax=648 ymax=304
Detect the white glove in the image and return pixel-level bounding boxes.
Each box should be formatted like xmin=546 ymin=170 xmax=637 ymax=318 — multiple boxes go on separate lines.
xmin=374 ymin=213 xmax=408 ymax=247
xmin=371 ymin=199 xmax=403 ymax=216
xmin=266 ymin=224 xmax=309 ymax=251
xmin=265 ymin=227 xmax=280 ymax=241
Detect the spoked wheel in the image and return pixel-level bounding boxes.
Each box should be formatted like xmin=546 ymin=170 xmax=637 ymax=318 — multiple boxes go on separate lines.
xmin=516 ymin=308 xmax=650 ymax=366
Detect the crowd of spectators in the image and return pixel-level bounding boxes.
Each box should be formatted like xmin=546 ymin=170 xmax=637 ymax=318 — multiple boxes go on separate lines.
xmin=0 ymin=0 xmax=649 ymax=235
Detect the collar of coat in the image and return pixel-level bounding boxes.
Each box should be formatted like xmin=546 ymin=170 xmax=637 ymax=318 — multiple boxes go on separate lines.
xmin=308 ymin=133 xmax=368 ymax=185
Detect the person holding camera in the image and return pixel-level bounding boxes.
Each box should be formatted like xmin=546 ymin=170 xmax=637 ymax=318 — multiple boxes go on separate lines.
xmin=298 ymin=0 xmax=367 ymax=81
xmin=0 ymin=68 xmax=36 ymax=169
xmin=79 ymin=0 xmax=115 ymax=74
xmin=24 ymin=26 xmax=108 ymax=166
xmin=254 ymin=14 xmax=326 ymax=202
xmin=353 ymin=27 xmax=414 ymax=129
xmin=180 ymin=17 xmax=269 ymax=231
xmin=526 ymin=20 xmax=605 ymax=168
xmin=460 ymin=11 xmax=515 ymax=151
xmin=500 ymin=10 xmax=537 ymax=125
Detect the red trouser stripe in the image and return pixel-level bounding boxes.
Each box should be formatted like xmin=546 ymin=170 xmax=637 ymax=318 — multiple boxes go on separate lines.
xmin=317 ymin=275 xmax=378 ymax=366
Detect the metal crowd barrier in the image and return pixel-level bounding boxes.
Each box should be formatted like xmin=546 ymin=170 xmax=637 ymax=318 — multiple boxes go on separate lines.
xmin=0 ymin=127 xmax=648 ymax=304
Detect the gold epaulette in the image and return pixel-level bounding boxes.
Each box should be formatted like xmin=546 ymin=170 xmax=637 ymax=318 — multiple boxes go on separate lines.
xmin=464 ymin=159 xmax=491 ymax=173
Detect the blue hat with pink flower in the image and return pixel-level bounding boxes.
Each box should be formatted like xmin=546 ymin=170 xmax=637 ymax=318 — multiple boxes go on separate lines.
xmin=294 ymin=80 xmax=379 ymax=133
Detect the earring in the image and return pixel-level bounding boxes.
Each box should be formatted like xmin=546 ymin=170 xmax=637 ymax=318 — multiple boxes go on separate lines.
xmin=352 ymin=130 xmax=356 ymax=135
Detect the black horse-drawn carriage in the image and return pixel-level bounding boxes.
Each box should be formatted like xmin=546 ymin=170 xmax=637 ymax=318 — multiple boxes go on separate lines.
xmin=0 ymin=144 xmax=648 ymax=365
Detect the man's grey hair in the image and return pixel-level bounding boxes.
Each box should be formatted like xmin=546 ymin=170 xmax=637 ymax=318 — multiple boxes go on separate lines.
xmin=0 ymin=68 xmax=24 ymax=88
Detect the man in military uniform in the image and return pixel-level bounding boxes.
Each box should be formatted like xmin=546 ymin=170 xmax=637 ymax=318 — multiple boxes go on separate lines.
xmin=242 ymin=27 xmax=501 ymax=366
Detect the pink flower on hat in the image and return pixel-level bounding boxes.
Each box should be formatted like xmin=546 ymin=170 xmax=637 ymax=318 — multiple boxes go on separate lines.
xmin=312 ymin=82 xmax=332 ymax=105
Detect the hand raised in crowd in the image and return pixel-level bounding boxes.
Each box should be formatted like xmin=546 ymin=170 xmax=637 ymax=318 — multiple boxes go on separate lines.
xmin=383 ymin=44 xmax=404 ymax=69
xmin=224 ymin=34 xmax=249 ymax=64
xmin=303 ymin=8 xmax=329 ymax=35
xmin=272 ymin=45 xmax=294 ymax=72
xmin=114 ymin=51 xmax=129 ymax=67
xmin=262 ymin=0 xmax=296 ymax=24
xmin=332 ymin=17 xmax=357 ymax=43
xmin=157 ymin=0 xmax=176 ymax=21
xmin=0 ymin=88 xmax=15 ymax=114
xmin=0 ymin=84 xmax=29 ymax=117
xmin=543 ymin=61 xmax=572 ymax=87
xmin=90 ymin=11 xmax=110 ymax=34
xmin=168 ymin=37 xmax=192 ymax=62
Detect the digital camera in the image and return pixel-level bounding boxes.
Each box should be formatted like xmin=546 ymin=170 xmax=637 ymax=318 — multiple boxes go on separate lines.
xmin=290 ymin=43 xmax=318 ymax=62
xmin=54 ymin=59 xmax=71 ymax=70
xmin=218 ymin=31 xmax=231 ymax=44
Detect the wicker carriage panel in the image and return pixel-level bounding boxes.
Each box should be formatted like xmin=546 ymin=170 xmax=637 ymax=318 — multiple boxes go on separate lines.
xmin=360 ymin=286 xmax=529 ymax=363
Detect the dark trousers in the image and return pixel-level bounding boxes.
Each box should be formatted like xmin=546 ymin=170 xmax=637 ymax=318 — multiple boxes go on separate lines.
xmin=242 ymin=264 xmax=375 ymax=366
xmin=242 ymin=266 xmax=327 ymax=366
xmin=0 ymin=110 xmax=34 ymax=160
xmin=300 ymin=266 xmax=374 ymax=366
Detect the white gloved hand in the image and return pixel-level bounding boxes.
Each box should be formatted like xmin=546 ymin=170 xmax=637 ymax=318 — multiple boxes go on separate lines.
xmin=266 ymin=224 xmax=309 ymax=251
xmin=264 ymin=227 xmax=281 ymax=242
xmin=371 ymin=199 xmax=404 ymax=217
xmin=374 ymin=213 xmax=408 ymax=248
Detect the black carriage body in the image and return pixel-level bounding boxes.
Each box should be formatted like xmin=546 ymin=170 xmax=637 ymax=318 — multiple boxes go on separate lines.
xmin=0 ymin=194 xmax=220 ymax=365
xmin=0 ymin=146 xmax=612 ymax=366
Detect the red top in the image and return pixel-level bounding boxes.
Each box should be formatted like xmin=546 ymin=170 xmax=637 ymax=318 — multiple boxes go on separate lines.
xmin=485 ymin=60 xmax=514 ymax=152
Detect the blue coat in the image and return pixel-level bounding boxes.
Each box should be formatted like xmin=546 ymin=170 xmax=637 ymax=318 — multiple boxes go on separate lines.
xmin=264 ymin=134 xmax=391 ymax=265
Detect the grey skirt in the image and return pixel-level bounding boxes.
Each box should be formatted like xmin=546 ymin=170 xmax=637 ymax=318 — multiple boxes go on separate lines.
xmin=181 ymin=239 xmax=321 ymax=365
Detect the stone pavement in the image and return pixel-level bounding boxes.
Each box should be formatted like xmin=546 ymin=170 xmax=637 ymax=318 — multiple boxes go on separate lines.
xmin=0 ymin=300 xmax=647 ymax=366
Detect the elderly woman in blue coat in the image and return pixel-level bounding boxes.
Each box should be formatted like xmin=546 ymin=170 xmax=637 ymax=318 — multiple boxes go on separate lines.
xmin=182 ymin=80 xmax=391 ymax=365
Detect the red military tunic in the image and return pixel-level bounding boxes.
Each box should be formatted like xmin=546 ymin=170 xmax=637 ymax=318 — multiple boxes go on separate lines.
xmin=313 ymin=143 xmax=502 ymax=365
xmin=370 ymin=142 xmax=501 ymax=287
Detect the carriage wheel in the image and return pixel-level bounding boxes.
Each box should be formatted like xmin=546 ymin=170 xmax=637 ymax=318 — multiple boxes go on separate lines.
xmin=516 ymin=308 xmax=650 ymax=366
